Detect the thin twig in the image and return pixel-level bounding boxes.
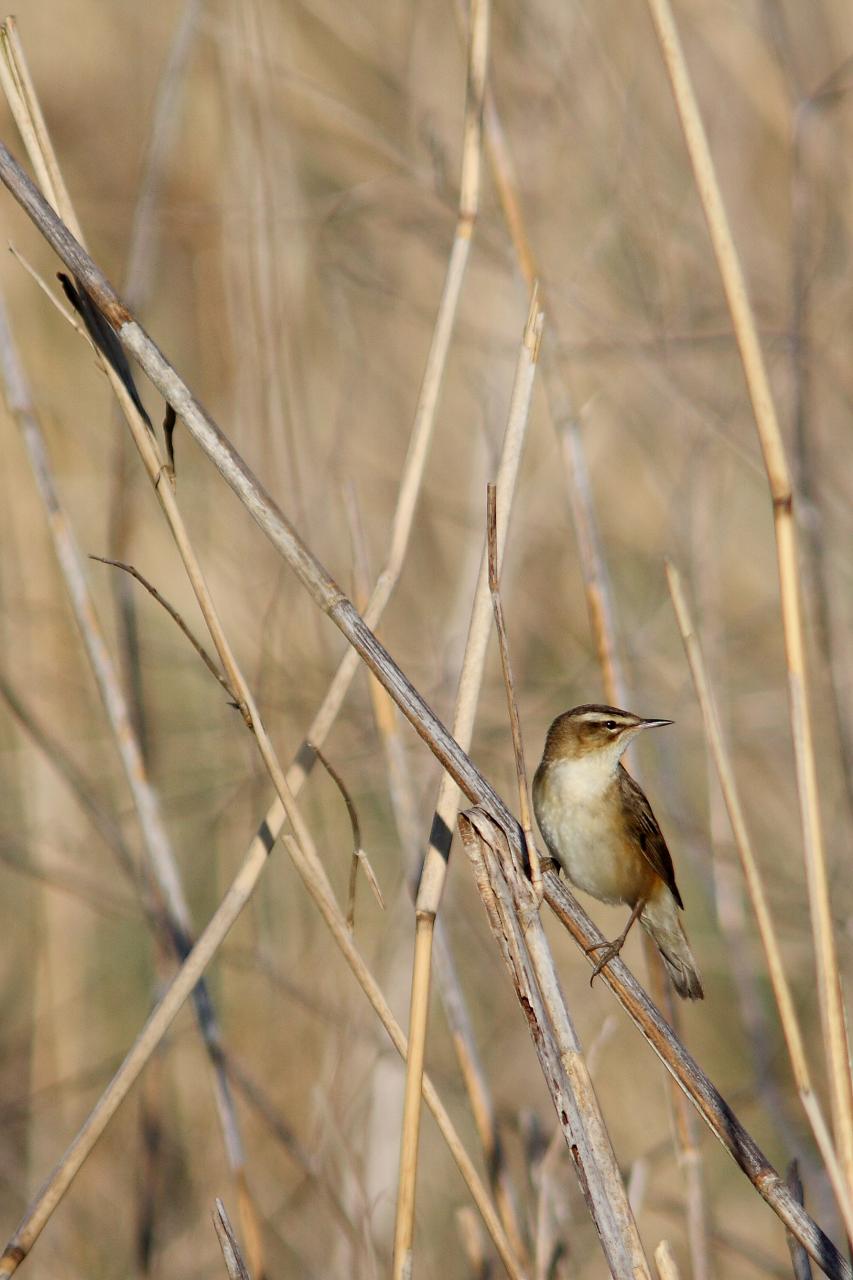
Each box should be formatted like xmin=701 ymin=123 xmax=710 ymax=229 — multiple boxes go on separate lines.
xmin=310 ymin=743 xmax=384 ymax=928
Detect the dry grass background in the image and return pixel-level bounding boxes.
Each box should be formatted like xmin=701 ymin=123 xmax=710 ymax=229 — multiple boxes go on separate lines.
xmin=0 ymin=1 xmax=852 ymax=1277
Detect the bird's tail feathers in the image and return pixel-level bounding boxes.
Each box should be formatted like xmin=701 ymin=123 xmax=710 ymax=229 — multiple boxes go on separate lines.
xmin=641 ymin=895 xmax=704 ymax=1001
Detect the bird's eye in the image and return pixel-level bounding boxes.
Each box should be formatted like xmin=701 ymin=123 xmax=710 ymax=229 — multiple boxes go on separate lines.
xmin=604 ymin=720 xmax=617 ymax=731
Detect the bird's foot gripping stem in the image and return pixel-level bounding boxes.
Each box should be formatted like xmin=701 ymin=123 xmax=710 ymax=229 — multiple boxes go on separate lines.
xmin=583 ymin=898 xmax=645 ymax=987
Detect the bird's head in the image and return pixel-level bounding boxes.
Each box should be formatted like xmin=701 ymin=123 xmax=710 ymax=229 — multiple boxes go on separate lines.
xmin=540 ymin=704 xmax=672 ymax=768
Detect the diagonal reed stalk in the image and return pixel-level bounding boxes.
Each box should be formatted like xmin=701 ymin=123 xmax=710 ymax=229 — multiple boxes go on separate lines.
xmin=0 ymin=146 xmax=850 ymax=1280
xmin=644 ymin=0 xmax=853 ymax=1201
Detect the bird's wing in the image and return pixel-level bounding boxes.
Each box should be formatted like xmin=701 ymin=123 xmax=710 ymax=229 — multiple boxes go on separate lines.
xmin=618 ymin=765 xmax=684 ymax=908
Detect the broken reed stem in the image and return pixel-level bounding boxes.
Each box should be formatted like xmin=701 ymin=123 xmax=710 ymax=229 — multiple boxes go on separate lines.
xmin=645 ymin=0 xmax=853 ymax=1199
xmin=395 ymin=283 xmax=540 ymax=1279
xmin=390 ymin=0 xmax=491 ymax=1271
xmin=459 ymin=808 xmax=651 ymax=1280
xmin=666 ymin=561 xmax=853 ymax=1242
xmin=486 ymin=482 xmax=543 ymax=903
xmin=0 ymin=150 xmax=849 ymax=1280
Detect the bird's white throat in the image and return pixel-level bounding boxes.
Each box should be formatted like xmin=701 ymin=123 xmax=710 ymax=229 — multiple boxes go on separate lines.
xmin=546 ymin=747 xmax=624 ymax=804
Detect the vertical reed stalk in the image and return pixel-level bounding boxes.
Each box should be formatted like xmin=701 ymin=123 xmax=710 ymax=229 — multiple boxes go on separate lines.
xmin=645 ymin=0 xmax=853 ymax=1198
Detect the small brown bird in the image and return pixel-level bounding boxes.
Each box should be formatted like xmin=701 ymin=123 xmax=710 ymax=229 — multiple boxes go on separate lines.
xmin=532 ymin=704 xmax=703 ymax=1000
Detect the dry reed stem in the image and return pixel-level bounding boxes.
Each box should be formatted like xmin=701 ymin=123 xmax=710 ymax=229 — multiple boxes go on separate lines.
xmin=645 ymin=0 xmax=853 ymax=1197
xmin=0 ymin=150 xmax=848 ymax=1280
xmin=666 ymin=561 xmax=853 ymax=1242
xmin=0 ymin=53 xmax=517 ymax=1280
xmin=390 ymin=2 xmax=491 ymax=1269
xmin=213 ymin=1199 xmax=252 ymax=1280
xmin=350 ymin=486 xmax=529 ymax=1269
xmin=459 ymin=808 xmax=651 ymax=1279
xmin=395 ymin=285 xmax=540 ymax=1277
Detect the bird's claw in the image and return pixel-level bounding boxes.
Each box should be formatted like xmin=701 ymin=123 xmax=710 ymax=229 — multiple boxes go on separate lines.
xmin=585 ymin=941 xmax=621 ymax=986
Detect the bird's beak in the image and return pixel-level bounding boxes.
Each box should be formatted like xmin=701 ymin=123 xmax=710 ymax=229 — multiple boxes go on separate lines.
xmin=640 ymin=717 xmax=673 ymax=730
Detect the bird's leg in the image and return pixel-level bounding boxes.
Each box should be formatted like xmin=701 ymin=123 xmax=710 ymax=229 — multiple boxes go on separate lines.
xmin=584 ymin=898 xmax=645 ymax=986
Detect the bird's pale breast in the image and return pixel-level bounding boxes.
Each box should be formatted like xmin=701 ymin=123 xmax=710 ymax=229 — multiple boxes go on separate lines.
xmin=533 ymin=758 xmax=652 ymax=906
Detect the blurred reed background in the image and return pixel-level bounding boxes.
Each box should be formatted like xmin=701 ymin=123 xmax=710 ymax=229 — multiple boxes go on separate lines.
xmin=0 ymin=2 xmax=851 ymax=1278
